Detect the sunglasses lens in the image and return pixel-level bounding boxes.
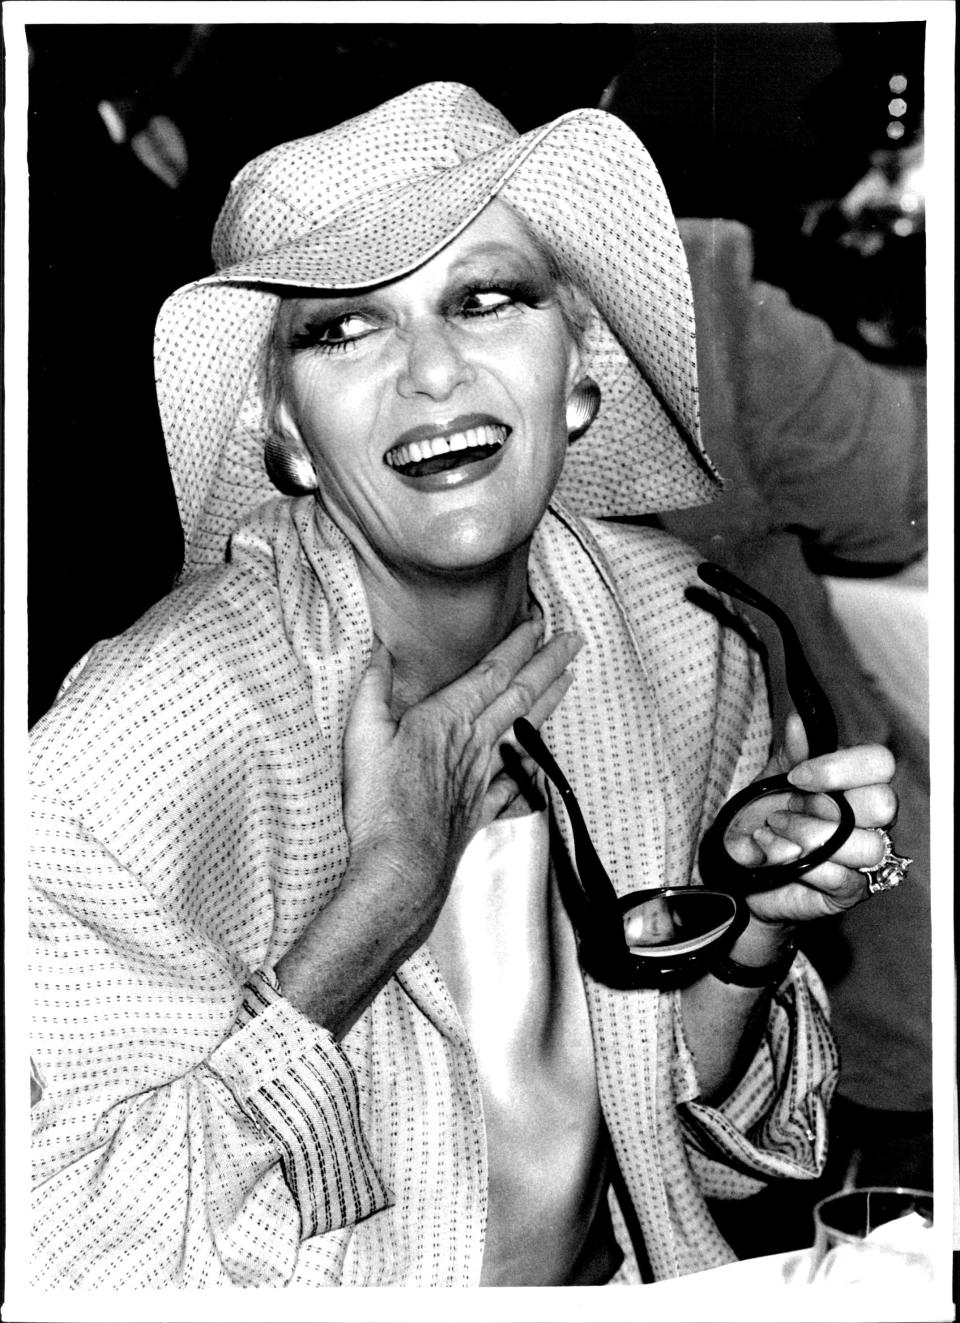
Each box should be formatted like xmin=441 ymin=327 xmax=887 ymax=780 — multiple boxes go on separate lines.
xmin=720 ymin=784 xmax=801 ymax=868
xmin=698 ymin=770 xmax=857 ymax=892
xmin=622 ymin=889 xmax=740 ymax=957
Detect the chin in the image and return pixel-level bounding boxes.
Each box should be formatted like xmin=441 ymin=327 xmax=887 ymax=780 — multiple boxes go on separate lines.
xmin=408 ymin=509 xmax=535 ymax=575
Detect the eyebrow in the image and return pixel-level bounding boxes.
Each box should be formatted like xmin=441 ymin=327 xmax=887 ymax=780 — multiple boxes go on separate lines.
xmin=286 ymin=241 xmax=549 ymax=325
xmin=446 ymin=242 xmax=546 ymax=279
xmin=286 ymin=292 xmax=381 ymax=323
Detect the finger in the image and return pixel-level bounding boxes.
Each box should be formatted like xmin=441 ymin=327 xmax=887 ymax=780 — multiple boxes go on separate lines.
xmin=718 ymin=787 xmax=794 ymax=842
xmin=475 ymin=633 xmax=582 ymax=742
xmin=521 ymin=669 xmax=575 ymax=732
xmin=485 ymin=671 xmax=575 ymax=781
xmin=497 ymin=746 xmax=539 ymax=783
xmin=477 ymin=768 xmax=529 ymax=829
xmin=751 ymin=824 xmax=804 ymax=865
xmin=777 ymin=710 xmax=810 ymax=772
xmin=723 ymin=831 xmax=766 ymax=867
xmin=449 ymin=617 xmax=547 ymax=717
xmin=494 ymin=743 xmax=544 ymax=804
xmin=782 ymin=783 xmax=898 ymax=829
xmin=786 ymin=743 xmax=896 ymax=792
xmin=346 ymin=640 xmax=397 ymax=740
xmin=764 ymin=811 xmax=892 ymax=872
xmin=747 ymin=867 xmax=867 ymax=922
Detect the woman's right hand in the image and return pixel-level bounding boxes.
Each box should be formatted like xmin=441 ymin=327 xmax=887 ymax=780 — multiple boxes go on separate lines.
xmin=275 ymin=618 xmax=582 ymax=1037
xmin=344 ymin=617 xmax=581 ymax=902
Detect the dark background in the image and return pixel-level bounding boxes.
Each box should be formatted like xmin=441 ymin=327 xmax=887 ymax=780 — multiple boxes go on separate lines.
xmin=26 ymin=21 xmax=926 ymax=725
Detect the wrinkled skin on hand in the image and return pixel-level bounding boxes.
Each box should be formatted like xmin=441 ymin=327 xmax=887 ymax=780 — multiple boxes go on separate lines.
xmin=724 ymin=712 xmax=898 ymax=927
xmin=341 ymin=617 xmax=582 ymax=952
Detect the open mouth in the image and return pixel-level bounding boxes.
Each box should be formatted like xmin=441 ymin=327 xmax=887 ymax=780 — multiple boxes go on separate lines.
xmin=384 ymin=423 xmax=510 ymax=479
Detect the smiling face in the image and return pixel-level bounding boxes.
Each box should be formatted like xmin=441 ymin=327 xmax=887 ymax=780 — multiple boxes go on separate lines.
xmin=274 ymin=200 xmax=583 ymax=580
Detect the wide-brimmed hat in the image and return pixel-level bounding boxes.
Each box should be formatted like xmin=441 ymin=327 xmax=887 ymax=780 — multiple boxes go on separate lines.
xmin=155 ymin=81 xmax=720 ymax=579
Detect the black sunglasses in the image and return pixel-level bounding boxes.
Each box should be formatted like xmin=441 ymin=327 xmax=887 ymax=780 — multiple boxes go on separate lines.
xmin=513 ymin=562 xmax=855 ymax=988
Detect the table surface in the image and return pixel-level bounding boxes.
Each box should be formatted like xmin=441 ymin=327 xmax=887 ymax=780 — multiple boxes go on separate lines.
xmin=639 ymin=1243 xmax=953 ymax=1323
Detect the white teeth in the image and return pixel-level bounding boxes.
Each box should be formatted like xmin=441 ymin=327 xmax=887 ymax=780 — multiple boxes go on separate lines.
xmin=385 ymin=424 xmax=508 ymax=470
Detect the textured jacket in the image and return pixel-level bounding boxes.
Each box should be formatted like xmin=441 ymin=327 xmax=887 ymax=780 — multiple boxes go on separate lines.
xmin=30 ymin=496 xmax=837 ymax=1286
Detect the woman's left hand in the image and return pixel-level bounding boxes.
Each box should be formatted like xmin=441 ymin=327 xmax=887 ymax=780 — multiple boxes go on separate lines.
xmin=726 ymin=713 xmax=898 ymax=927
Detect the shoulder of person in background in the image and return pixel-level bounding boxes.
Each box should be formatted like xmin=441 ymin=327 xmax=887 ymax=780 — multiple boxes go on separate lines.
xmin=677 ymin=216 xmax=926 ymax=577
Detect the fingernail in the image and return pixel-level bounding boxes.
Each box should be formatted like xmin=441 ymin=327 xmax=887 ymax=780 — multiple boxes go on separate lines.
xmin=753 ymin=825 xmax=774 ymax=845
xmin=765 ymin=810 xmax=791 ymax=832
xmin=787 ymin=765 xmax=813 ymax=788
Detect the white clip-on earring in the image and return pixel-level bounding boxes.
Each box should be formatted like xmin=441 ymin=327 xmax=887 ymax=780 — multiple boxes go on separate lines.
xmin=566 ymin=377 xmax=601 ymax=441
xmin=265 ymin=401 xmax=320 ymax=494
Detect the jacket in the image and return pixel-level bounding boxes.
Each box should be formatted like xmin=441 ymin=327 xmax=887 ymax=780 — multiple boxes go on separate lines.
xmin=30 ymin=496 xmax=837 ymax=1286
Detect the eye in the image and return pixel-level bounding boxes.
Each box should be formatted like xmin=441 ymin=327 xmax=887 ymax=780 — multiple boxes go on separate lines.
xmin=290 ymin=312 xmax=378 ymax=354
xmin=459 ymin=288 xmax=518 ymax=319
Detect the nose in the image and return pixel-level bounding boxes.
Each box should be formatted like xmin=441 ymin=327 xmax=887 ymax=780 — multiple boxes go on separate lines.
xmin=396 ymin=319 xmax=475 ymax=401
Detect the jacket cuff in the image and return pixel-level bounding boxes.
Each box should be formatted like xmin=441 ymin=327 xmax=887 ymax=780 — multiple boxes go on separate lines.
xmin=671 ymin=957 xmax=838 ymax=1191
xmin=210 ymin=970 xmax=392 ymax=1238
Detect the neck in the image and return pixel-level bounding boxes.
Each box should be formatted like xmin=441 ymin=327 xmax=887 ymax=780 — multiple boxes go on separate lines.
xmin=357 ymin=547 xmax=536 ymax=714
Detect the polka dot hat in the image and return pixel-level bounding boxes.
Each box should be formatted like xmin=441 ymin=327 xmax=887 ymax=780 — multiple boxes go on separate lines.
xmin=154 ymin=81 xmax=720 ymax=578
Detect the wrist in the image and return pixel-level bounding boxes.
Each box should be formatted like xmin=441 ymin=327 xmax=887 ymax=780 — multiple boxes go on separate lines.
xmin=710 ymin=919 xmax=798 ymax=990
xmin=348 ymin=829 xmax=445 ymax=883
xmin=727 ymin=915 xmax=796 ymax=967
xmin=275 ymin=847 xmax=438 ymax=1037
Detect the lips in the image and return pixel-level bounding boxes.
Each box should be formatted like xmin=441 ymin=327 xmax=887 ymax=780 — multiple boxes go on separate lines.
xmin=384 ymin=418 xmax=510 ymax=479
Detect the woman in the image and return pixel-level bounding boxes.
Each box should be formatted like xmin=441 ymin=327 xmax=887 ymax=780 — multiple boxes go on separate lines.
xmin=29 ymin=82 xmax=901 ymax=1288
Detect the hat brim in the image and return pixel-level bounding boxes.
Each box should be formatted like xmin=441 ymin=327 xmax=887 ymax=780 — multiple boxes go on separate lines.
xmin=156 ymin=105 xmax=720 ymax=578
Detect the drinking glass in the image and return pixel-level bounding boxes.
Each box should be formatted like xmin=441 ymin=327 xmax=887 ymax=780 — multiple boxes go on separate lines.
xmin=809 ymin=1187 xmax=934 ymax=1286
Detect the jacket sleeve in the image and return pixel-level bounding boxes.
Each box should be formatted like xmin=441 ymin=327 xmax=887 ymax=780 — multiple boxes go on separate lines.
xmin=668 ymin=621 xmax=839 ymax=1199
xmin=669 ymin=956 xmax=837 ymax=1199
xmin=30 ymin=797 xmax=392 ymax=1288
xmin=743 ymin=271 xmax=926 ymax=573
xmin=679 ymin=216 xmax=926 ymax=573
